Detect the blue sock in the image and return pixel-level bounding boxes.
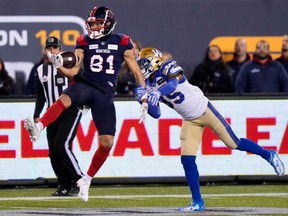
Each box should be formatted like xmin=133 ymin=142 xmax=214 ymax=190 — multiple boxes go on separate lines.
xmin=181 ymin=155 xmax=203 ymax=203
xmin=236 ymin=138 xmax=270 ymax=161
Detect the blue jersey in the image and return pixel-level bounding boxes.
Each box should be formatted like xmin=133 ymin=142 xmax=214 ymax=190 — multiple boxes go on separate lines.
xmin=146 ymin=60 xmax=208 ymax=120
xmin=75 ymin=33 xmax=133 ymax=89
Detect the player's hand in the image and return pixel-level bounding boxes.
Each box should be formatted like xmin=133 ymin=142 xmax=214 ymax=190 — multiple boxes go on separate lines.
xmin=139 ymin=102 xmax=148 ymax=124
xmin=47 ymin=51 xmax=63 ymax=69
xmin=135 ymin=86 xmax=148 ymax=103
xmin=148 ymin=90 xmax=161 ymax=106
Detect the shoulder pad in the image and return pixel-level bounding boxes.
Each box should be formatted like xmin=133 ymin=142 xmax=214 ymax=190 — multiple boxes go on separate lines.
xmin=161 ymin=60 xmax=183 ymax=76
xmin=168 ymin=65 xmax=183 ymax=75
xmin=76 ymin=34 xmax=88 ymax=46
xmin=119 ymin=34 xmax=131 ymax=46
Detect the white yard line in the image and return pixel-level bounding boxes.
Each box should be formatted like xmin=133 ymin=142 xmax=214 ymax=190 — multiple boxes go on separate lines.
xmin=0 ymin=193 xmax=288 ymax=201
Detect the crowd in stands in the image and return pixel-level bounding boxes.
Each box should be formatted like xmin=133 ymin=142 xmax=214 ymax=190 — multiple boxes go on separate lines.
xmin=1 ymin=35 xmax=288 ymax=97
xmin=190 ymin=36 xmax=288 ymax=95
xmin=0 ymin=57 xmax=16 ymax=95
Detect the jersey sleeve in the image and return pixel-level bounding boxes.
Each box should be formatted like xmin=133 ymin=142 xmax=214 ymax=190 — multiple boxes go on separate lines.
xmin=118 ymin=34 xmax=133 ymax=50
xmin=75 ymin=34 xmax=88 ymax=49
xmin=160 ymin=60 xmax=183 ymax=77
xmin=147 ymin=101 xmax=161 ymax=119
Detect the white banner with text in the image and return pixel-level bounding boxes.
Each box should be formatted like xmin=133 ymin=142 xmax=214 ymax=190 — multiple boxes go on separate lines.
xmin=0 ymin=99 xmax=287 ymax=180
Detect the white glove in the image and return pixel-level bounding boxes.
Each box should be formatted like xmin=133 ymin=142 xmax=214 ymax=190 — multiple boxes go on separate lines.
xmin=47 ymin=51 xmax=63 ymax=68
xmin=148 ymin=90 xmax=161 ymax=106
xmin=138 ymin=102 xmax=148 ymax=124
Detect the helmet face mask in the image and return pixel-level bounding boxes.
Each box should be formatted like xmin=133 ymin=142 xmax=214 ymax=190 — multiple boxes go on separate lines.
xmin=138 ymin=58 xmax=155 ymax=79
xmin=86 ymin=6 xmax=117 ymax=39
xmin=137 ymin=48 xmax=163 ymax=79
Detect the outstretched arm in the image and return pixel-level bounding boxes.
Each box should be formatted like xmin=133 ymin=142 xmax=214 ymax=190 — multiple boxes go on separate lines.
xmin=123 ymin=49 xmax=146 ymax=88
xmin=124 ymin=49 xmax=148 ymax=123
xmin=147 ymin=98 xmax=161 ymax=119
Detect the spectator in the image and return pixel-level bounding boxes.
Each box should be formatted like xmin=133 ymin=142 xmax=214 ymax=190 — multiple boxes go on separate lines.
xmin=0 ymin=57 xmax=16 ymax=95
xmin=189 ymin=45 xmax=233 ymax=94
xmin=226 ymin=38 xmax=250 ymax=83
xmin=116 ymin=40 xmax=142 ymax=96
xmin=162 ymin=52 xmax=173 ymax=61
xmin=235 ymin=40 xmax=288 ymax=94
xmin=275 ymin=34 xmax=288 ymax=74
xmin=26 ymin=48 xmax=49 ymax=95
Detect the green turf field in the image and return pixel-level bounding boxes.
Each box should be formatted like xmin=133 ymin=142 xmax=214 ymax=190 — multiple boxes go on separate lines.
xmin=0 ymin=183 xmax=288 ymax=211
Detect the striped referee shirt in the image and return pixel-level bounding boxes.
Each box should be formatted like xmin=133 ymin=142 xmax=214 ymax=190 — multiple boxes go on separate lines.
xmin=33 ymin=62 xmax=68 ymax=119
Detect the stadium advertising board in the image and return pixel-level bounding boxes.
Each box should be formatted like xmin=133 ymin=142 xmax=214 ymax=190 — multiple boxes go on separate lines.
xmin=0 ymin=99 xmax=287 ymax=180
xmin=0 ymin=15 xmax=85 ymax=84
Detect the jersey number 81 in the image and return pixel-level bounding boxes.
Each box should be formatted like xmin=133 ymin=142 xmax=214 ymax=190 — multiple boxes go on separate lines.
xmin=90 ymin=54 xmax=115 ymax=74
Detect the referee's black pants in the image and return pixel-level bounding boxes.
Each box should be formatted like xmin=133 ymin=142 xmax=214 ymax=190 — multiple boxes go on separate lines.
xmin=47 ymin=107 xmax=83 ymax=190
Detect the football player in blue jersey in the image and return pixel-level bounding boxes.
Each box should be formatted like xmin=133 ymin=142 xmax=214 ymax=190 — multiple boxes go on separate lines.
xmin=136 ymin=47 xmax=285 ymax=212
xmin=24 ymin=6 xmax=148 ymax=202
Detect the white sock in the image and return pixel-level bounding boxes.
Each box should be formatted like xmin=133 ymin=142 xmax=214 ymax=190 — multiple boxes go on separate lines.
xmin=36 ymin=122 xmax=44 ymax=132
xmin=85 ymin=174 xmax=93 ymax=181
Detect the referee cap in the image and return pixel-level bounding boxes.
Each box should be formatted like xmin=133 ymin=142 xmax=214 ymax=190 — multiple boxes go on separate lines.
xmin=45 ymin=36 xmax=61 ymax=48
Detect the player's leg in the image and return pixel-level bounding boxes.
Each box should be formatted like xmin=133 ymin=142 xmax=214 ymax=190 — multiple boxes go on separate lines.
xmin=77 ymin=89 xmax=116 ymax=202
xmin=86 ymin=135 xmax=114 ymax=177
xmin=204 ymin=101 xmax=285 ymax=176
xmin=177 ymin=120 xmax=205 ymax=212
xmin=53 ymin=108 xmax=84 ymax=195
xmin=40 ymin=94 xmax=71 ymax=127
xmin=24 ymin=94 xmax=71 ymax=141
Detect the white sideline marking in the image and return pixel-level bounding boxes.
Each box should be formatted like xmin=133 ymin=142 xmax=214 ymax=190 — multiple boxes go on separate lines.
xmin=0 ymin=193 xmax=288 ymax=201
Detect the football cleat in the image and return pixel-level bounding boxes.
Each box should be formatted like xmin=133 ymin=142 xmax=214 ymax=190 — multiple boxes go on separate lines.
xmin=269 ymin=150 xmax=285 ymax=176
xmin=77 ymin=176 xmax=91 ymax=202
xmin=69 ymin=185 xmax=80 ymax=196
xmin=177 ymin=200 xmax=205 ymax=212
xmin=24 ymin=117 xmax=40 ymax=142
xmin=51 ymin=188 xmax=71 ymax=197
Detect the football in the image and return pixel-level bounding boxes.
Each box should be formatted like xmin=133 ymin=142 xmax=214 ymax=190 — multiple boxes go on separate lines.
xmin=60 ymin=51 xmax=78 ymax=69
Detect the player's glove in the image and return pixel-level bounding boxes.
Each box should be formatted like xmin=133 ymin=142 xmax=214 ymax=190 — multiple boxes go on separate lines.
xmin=135 ymin=86 xmax=148 ymax=103
xmin=47 ymin=51 xmax=63 ymax=69
xmin=148 ymin=90 xmax=161 ymax=106
xmin=138 ymin=102 xmax=148 ymax=124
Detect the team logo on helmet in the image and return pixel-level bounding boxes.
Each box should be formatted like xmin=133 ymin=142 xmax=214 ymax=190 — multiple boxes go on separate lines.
xmin=137 ymin=47 xmax=163 ymax=79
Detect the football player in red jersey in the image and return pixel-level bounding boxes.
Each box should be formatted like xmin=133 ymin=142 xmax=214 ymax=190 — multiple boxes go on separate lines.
xmin=24 ymin=6 xmax=147 ymax=202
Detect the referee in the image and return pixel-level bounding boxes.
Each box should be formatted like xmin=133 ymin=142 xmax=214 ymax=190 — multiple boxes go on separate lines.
xmin=33 ymin=36 xmax=83 ymax=196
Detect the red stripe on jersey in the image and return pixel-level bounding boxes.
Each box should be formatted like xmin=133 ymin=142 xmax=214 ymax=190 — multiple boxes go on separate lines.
xmin=77 ymin=35 xmax=88 ymax=46
xmin=120 ymin=35 xmax=130 ymax=46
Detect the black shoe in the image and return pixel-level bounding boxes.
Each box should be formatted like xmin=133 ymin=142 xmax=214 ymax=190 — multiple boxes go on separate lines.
xmin=51 ymin=188 xmax=71 ymax=196
xmin=69 ymin=186 xmax=80 ymax=196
